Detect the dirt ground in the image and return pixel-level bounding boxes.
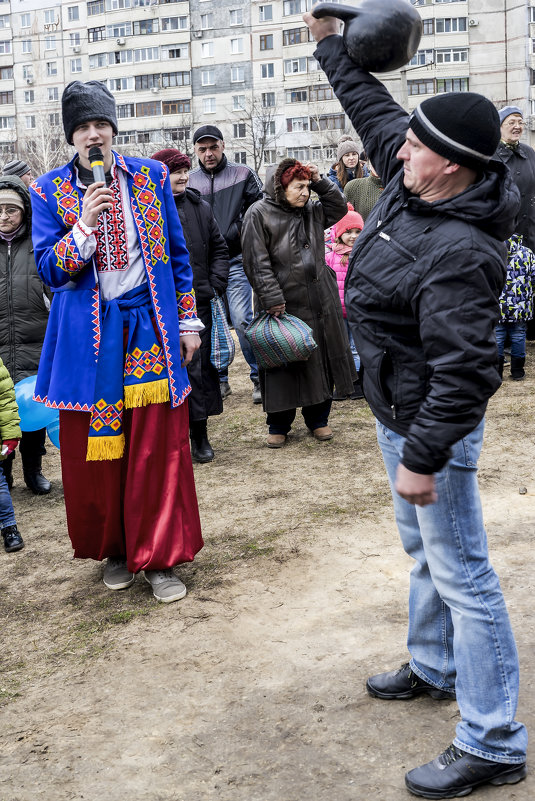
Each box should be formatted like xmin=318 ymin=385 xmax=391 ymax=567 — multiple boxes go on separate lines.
xmin=0 ymin=342 xmax=534 ymax=801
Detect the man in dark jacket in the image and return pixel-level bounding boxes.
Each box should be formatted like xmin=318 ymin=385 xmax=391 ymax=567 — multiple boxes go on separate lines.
xmin=304 ymin=13 xmax=527 ymax=799
xmin=188 ymin=125 xmax=263 ymax=403
xmin=0 ymin=175 xmax=51 ymax=494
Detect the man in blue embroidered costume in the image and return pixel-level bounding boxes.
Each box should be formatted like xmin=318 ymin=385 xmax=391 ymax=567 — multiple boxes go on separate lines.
xmin=30 ymin=80 xmax=204 ymax=603
xmin=304 ymin=11 xmax=527 ymax=800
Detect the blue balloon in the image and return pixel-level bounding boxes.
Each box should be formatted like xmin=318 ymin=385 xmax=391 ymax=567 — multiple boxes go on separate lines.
xmin=14 ymin=375 xmax=59 ymax=432
xmin=46 ymin=418 xmax=60 ymax=449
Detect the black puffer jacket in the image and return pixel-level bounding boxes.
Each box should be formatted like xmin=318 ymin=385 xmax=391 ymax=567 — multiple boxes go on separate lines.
xmin=174 ymin=187 xmax=229 ymax=421
xmin=0 ymin=175 xmax=50 ymax=383
xmin=315 ymin=36 xmax=521 ymax=474
xmin=494 ymin=141 xmax=535 ymax=251
xmin=188 ymin=154 xmax=263 ymax=258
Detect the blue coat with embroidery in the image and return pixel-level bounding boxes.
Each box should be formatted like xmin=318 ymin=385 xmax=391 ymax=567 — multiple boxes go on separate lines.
xmin=499 ymin=235 xmax=535 ymax=323
xmin=29 ymin=152 xmax=197 ymax=412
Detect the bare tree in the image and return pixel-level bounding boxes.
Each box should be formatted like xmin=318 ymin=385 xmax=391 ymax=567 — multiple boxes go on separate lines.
xmin=227 ymin=93 xmax=281 ymax=173
xmin=17 ymin=111 xmax=71 ymax=178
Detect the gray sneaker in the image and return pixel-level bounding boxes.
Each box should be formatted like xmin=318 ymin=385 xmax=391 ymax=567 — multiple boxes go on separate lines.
xmin=103 ymin=558 xmax=135 ymax=590
xmin=144 ymin=569 xmax=187 ymax=603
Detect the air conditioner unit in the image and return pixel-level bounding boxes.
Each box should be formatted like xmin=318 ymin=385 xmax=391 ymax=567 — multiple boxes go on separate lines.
xmin=26 ymin=77 xmax=34 ymax=85
xmin=116 ymin=37 xmax=125 ymax=45
xmin=192 ymin=31 xmax=203 ymax=39
xmin=468 ymin=19 xmax=478 ymax=27
xmin=151 ymin=86 xmax=159 ymax=93
xmin=72 ymin=45 xmax=81 ymax=54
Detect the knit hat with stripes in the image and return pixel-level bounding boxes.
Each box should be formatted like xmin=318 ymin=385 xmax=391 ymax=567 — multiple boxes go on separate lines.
xmin=409 ymin=92 xmax=500 ymax=170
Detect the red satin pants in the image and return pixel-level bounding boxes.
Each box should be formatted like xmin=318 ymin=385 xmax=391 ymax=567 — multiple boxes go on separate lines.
xmin=59 ymin=402 xmax=203 ymax=573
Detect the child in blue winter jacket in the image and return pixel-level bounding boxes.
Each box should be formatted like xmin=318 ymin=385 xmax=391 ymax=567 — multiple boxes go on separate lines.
xmin=496 ymin=234 xmax=535 ymax=381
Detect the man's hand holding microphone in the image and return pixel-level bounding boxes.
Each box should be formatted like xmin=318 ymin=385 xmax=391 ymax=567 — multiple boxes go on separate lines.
xmin=81 ymin=146 xmax=113 ymax=228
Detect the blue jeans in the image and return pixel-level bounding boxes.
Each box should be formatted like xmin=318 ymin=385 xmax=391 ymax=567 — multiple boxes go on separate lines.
xmin=376 ymin=418 xmax=527 ymax=763
xmin=219 ymin=255 xmax=258 ymax=383
xmin=344 ymin=319 xmax=360 ymax=371
xmin=0 ymin=462 xmax=16 ymax=529
xmin=495 ymin=321 xmax=526 ymax=359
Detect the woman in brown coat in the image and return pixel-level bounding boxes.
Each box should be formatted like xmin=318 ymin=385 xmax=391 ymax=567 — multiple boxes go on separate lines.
xmin=241 ymin=159 xmax=356 ymax=448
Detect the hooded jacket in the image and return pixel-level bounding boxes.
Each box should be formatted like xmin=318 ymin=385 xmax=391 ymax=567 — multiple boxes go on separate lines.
xmin=0 ymin=175 xmax=50 ymax=383
xmin=494 ymin=141 xmax=535 ymax=251
xmin=188 ymin=154 xmax=263 ymax=259
xmin=241 ymin=159 xmax=356 ymax=412
xmin=315 ymin=36 xmax=521 ymax=474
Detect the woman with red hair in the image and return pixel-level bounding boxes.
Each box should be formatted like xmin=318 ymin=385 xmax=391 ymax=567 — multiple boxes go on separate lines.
xmin=241 ymin=158 xmax=356 ymax=448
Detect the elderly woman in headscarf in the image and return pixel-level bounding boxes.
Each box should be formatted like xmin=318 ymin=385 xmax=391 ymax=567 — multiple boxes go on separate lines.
xmin=152 ymin=148 xmax=229 ymax=463
xmin=241 ymin=158 xmax=356 ymax=448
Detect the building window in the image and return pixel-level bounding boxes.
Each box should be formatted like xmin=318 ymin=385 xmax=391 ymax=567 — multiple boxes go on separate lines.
xmin=89 ymin=27 xmax=105 ymax=42
xmin=0 ymin=40 xmax=12 ymax=54
xmin=422 ymin=19 xmax=434 ymax=35
xmin=200 ymin=13 xmax=213 ymax=29
xmin=112 ymin=50 xmax=133 ymax=64
xmin=117 ymin=103 xmax=135 ymax=118
xmin=166 ymin=47 xmax=187 ymax=59
xmin=259 ymin=5 xmax=273 ymax=22
xmin=409 ymin=49 xmax=434 ymax=66
xmin=107 ymin=22 xmax=131 ymax=38
xmin=161 ymin=16 xmax=187 ymax=30
xmin=45 ymin=36 xmax=57 ymax=50
xmin=161 ymin=71 xmax=190 ymax=87
xmin=287 ymin=147 xmax=309 ymax=160
xmin=233 ymin=151 xmax=247 ymax=164
xmin=287 ymin=116 xmax=308 ymax=132
xmin=260 ymin=34 xmax=273 ymax=51
xmin=20 ymin=13 xmax=31 ymax=28
xmin=162 ymin=100 xmax=188 ymax=115
xmin=47 ymin=62 xmax=58 ymax=77
xmin=203 ymin=97 xmax=216 ymax=113
xmin=21 ymin=40 xmax=32 ymax=54
xmin=68 ymin=7 xmax=80 ymax=22
xmin=89 ymin=53 xmax=108 ymax=68
xmin=0 ymin=15 xmax=8 ymax=29
xmin=201 ymin=41 xmax=214 ymax=58
xmin=283 ymin=0 xmax=307 ymax=15
xmin=284 ymin=57 xmax=307 ymax=74
xmin=264 ymin=150 xmax=277 ymax=164
xmin=232 ymin=94 xmax=246 ymax=110
xmin=309 ymin=84 xmax=333 ymax=102
xmin=310 ymin=113 xmax=345 ymax=131
xmin=230 ymin=9 xmax=243 ymax=25
xmin=435 ymin=48 xmax=468 ymax=64
xmin=0 ymin=90 xmax=13 ymax=104
xmin=231 ymin=65 xmax=245 ymax=82
xmin=231 ymin=38 xmax=244 ymax=55
xmin=24 ymin=90 xmax=34 ymax=103
xmin=283 ymin=27 xmax=310 ymax=46
xmin=134 ymin=47 xmax=159 ymax=62
xmin=48 ymin=87 xmax=59 ymax=101
xmin=135 ymin=74 xmax=159 ymax=90
xmin=174 ymin=100 xmax=190 ymax=113
xmin=267 ymin=121 xmax=276 ymax=135
xmin=25 ymin=115 xmax=36 ymax=130
xmin=136 ymin=101 xmax=161 ymax=117
xmin=285 ymin=87 xmax=307 ymax=103
xmin=0 ymin=67 xmax=13 ymax=79
xmin=45 ymin=9 xmax=56 ymax=24
xmin=0 ymin=116 xmax=14 ymax=129
xmin=201 ymin=69 xmax=215 ymax=86
xmin=407 ymin=78 xmax=434 ymax=95
xmin=262 ymin=92 xmax=275 ymax=107
xmin=261 ymin=63 xmax=274 ymax=79
xmin=167 ymin=126 xmax=190 ymax=142
xmin=71 ymin=58 xmax=82 ymax=73
xmin=108 ymin=77 xmax=134 ymax=91
xmin=435 ymin=18 xmax=467 ymax=33
xmin=134 ymin=19 xmax=158 ymax=34
xmin=70 ymin=32 xmax=81 ymax=46
xmin=49 ymin=112 xmax=60 ymax=126
xmin=87 ymin=0 xmax=105 ymax=14
xmin=436 ymin=77 xmax=469 ymax=92
xmin=233 ymin=123 xmax=246 ymax=138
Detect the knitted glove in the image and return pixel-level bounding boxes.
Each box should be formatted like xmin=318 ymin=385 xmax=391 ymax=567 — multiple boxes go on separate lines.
xmin=2 ymin=439 xmax=19 ymax=456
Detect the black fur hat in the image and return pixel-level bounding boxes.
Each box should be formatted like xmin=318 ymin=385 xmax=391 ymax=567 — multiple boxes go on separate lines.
xmin=62 ymin=80 xmax=118 ymax=145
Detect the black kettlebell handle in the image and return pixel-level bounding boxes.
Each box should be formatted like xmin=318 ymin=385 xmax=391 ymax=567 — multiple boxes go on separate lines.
xmin=312 ymin=3 xmax=359 ymax=23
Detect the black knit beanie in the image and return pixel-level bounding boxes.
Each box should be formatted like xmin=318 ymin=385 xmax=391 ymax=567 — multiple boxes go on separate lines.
xmin=62 ymin=80 xmax=118 ymax=145
xmin=409 ymin=93 xmax=500 ymax=170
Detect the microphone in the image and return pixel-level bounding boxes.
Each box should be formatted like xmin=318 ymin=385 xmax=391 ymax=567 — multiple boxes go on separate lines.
xmin=88 ymin=146 xmax=106 ymax=184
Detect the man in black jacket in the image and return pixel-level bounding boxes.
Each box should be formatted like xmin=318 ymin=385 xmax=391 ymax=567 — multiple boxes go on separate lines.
xmin=304 ymin=12 xmax=527 ymax=799
xmin=189 ymin=125 xmax=263 ymax=403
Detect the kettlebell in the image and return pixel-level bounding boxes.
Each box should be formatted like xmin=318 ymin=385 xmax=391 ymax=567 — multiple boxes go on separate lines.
xmin=312 ymin=0 xmax=422 ymax=73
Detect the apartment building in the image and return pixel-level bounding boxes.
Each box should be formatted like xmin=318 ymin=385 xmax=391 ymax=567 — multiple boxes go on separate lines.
xmin=0 ymin=0 xmax=534 ymax=178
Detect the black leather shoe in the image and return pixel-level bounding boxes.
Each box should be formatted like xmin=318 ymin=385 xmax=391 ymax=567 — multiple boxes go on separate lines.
xmin=405 ymin=743 xmax=527 ymax=798
xmin=2 ymin=524 xmax=24 ymax=552
xmin=366 ymin=663 xmax=455 ymax=700
xmin=191 ymin=437 xmax=215 ymax=464
xmin=23 ymin=470 xmax=51 ymax=495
